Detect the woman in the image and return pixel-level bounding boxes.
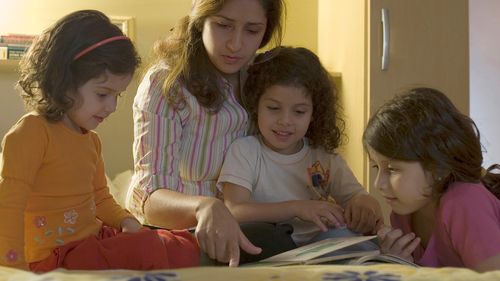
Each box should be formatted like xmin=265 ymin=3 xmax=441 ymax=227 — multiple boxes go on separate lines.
xmin=126 ymin=0 xmax=286 ymax=266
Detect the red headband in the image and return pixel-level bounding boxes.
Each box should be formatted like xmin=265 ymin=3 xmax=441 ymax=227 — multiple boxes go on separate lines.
xmin=73 ymin=35 xmax=130 ymax=61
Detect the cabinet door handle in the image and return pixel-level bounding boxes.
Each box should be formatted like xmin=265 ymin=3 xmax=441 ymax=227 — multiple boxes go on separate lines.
xmin=381 ymin=8 xmax=390 ymax=70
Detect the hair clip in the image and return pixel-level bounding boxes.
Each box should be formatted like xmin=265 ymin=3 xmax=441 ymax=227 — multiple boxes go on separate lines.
xmin=73 ymin=35 xmax=130 ymax=61
xmin=250 ymin=47 xmax=282 ymax=66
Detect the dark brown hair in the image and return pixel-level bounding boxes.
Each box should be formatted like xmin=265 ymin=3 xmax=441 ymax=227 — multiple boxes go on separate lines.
xmin=18 ymin=9 xmax=141 ymax=121
xmin=363 ymin=87 xmax=500 ymax=199
xmin=153 ymin=0 xmax=285 ymax=112
xmin=243 ymin=46 xmax=345 ymax=153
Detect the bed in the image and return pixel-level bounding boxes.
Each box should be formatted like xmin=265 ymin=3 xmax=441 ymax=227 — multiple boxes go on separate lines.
xmin=2 ymin=264 xmax=500 ymax=281
xmin=0 ymin=163 xmax=498 ymax=280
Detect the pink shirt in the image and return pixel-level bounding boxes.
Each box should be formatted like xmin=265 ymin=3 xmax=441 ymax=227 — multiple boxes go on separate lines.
xmin=391 ymin=182 xmax=500 ymax=268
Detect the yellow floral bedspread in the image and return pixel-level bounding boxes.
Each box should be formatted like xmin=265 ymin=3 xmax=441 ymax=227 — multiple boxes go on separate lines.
xmin=1 ymin=264 xmax=499 ymax=281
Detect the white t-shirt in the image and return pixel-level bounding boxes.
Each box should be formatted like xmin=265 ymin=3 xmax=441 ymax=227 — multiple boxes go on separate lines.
xmin=217 ymin=135 xmax=366 ymax=244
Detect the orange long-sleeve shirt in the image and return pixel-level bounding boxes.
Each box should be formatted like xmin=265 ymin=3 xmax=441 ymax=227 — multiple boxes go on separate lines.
xmin=0 ymin=113 xmax=134 ymax=268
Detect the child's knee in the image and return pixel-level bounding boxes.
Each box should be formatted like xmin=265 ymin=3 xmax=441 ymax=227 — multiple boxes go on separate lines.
xmin=157 ymin=229 xmax=200 ymax=268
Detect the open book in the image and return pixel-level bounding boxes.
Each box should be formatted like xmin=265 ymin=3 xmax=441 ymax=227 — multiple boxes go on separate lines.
xmin=249 ymin=235 xmax=380 ymax=266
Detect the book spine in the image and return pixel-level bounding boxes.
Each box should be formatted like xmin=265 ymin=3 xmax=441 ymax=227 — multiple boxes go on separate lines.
xmin=0 ymin=34 xmax=36 ymax=45
xmin=7 ymin=45 xmax=29 ymax=60
xmin=0 ymin=45 xmax=7 ymax=60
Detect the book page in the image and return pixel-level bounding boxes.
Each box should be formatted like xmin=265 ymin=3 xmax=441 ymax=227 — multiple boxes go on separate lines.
xmin=305 ymin=249 xmax=381 ymax=265
xmin=261 ymin=235 xmax=377 ymax=262
xmin=349 ymin=253 xmax=419 ymax=267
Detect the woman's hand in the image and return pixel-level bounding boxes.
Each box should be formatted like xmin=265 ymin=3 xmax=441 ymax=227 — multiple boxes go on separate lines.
xmin=120 ymin=217 xmax=143 ymax=233
xmin=345 ymin=193 xmax=383 ymax=234
xmin=194 ymin=197 xmax=261 ymax=267
xmin=377 ymin=225 xmax=420 ymax=262
xmin=292 ymin=200 xmax=345 ymax=232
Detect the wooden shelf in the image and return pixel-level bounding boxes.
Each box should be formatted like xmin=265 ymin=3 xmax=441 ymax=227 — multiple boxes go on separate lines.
xmin=330 ymin=71 xmax=341 ymax=78
xmin=0 ymin=59 xmax=20 ymax=72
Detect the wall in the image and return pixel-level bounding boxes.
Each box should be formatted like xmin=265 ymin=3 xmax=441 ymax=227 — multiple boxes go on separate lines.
xmin=284 ymin=0 xmax=318 ymax=51
xmin=470 ymin=0 xmax=500 ymax=167
xmin=0 ymin=0 xmax=192 ymax=177
xmin=0 ymin=0 xmax=318 ymax=178
xmin=317 ymin=0 xmax=366 ymax=184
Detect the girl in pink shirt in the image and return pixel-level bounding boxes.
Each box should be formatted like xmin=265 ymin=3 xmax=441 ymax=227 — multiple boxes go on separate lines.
xmin=363 ymin=87 xmax=500 ymax=272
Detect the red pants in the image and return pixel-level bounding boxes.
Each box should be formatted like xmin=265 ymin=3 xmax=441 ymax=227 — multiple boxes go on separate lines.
xmin=29 ymin=226 xmax=199 ymax=272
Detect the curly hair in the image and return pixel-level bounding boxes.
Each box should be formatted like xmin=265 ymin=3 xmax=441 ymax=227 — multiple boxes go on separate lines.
xmin=243 ymin=46 xmax=345 ymax=153
xmin=18 ymin=10 xmax=141 ymax=122
xmin=363 ymin=87 xmax=500 ymax=199
xmin=152 ymin=0 xmax=285 ymax=112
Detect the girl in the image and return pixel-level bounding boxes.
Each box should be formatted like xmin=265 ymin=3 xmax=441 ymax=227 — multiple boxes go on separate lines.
xmin=218 ymin=46 xmax=383 ymax=246
xmin=0 ymin=10 xmax=199 ymax=272
xmin=363 ymin=87 xmax=500 ymax=271
xmin=127 ymin=0 xmax=285 ymax=266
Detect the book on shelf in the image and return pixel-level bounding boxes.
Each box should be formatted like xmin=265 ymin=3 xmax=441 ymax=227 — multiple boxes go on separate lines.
xmin=0 ymin=33 xmax=37 ymax=45
xmin=0 ymin=44 xmax=7 ymax=60
xmin=245 ymin=235 xmax=419 ymax=267
xmin=7 ymin=44 xmax=29 ymax=60
xmin=0 ymin=33 xmax=36 ymax=60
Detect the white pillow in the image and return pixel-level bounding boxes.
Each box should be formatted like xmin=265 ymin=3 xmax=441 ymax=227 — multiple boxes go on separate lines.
xmin=109 ymin=170 xmax=133 ymax=208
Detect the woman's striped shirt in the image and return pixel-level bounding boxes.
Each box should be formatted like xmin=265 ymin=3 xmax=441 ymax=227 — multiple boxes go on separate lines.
xmin=126 ymin=64 xmax=248 ymax=223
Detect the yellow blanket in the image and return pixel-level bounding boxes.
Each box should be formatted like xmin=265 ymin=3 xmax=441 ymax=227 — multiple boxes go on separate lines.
xmin=2 ymin=264 xmax=499 ymax=281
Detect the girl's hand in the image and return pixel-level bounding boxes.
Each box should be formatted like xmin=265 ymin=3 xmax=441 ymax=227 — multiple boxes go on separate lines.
xmin=195 ymin=198 xmax=261 ymax=267
xmin=377 ymin=225 xmax=420 ymax=262
xmin=120 ymin=217 xmax=143 ymax=233
xmin=293 ymin=200 xmax=345 ymax=232
xmin=345 ymin=193 xmax=383 ymax=234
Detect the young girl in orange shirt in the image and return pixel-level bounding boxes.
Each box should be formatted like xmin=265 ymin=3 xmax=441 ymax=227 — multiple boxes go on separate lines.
xmin=0 ymin=10 xmax=199 ymax=272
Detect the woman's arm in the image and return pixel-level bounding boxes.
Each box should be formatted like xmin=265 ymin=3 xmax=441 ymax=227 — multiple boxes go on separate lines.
xmin=145 ymin=188 xmax=261 ymax=266
xmin=131 ymin=66 xmax=194 ymax=228
xmin=144 ymin=188 xmax=211 ymax=229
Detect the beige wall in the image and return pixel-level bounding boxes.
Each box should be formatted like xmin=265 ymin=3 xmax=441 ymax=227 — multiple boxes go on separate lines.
xmin=284 ymin=0 xmax=318 ymax=51
xmin=470 ymin=0 xmax=500 ymax=167
xmin=0 ymin=0 xmax=318 ymax=178
xmin=317 ymin=0 xmax=366 ymax=184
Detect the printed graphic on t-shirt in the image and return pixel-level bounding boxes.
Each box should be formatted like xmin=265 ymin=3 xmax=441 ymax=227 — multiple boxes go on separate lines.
xmin=306 ymin=161 xmax=334 ymax=203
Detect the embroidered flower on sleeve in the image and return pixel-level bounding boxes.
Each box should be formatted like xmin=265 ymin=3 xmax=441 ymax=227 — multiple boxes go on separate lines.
xmin=33 ymin=216 xmax=47 ymax=228
xmin=63 ymin=209 xmax=78 ymax=225
xmin=5 ymin=249 xmax=18 ymax=263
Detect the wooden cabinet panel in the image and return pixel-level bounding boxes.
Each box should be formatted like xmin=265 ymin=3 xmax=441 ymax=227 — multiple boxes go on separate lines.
xmin=369 ymin=0 xmax=468 ymax=113
xmin=318 ymin=0 xmax=469 ymax=222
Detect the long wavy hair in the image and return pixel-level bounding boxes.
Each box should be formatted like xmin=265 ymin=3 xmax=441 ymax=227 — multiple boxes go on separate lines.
xmin=244 ymin=46 xmax=345 ymax=154
xmin=363 ymin=87 xmax=500 ymax=199
xmin=153 ymin=0 xmax=285 ymax=112
xmin=18 ymin=9 xmax=140 ymax=122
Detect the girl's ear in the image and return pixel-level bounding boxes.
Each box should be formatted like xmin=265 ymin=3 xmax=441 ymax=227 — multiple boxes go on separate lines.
xmin=426 ymin=169 xmax=449 ymax=194
xmin=424 ymin=170 xmax=435 ymax=185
